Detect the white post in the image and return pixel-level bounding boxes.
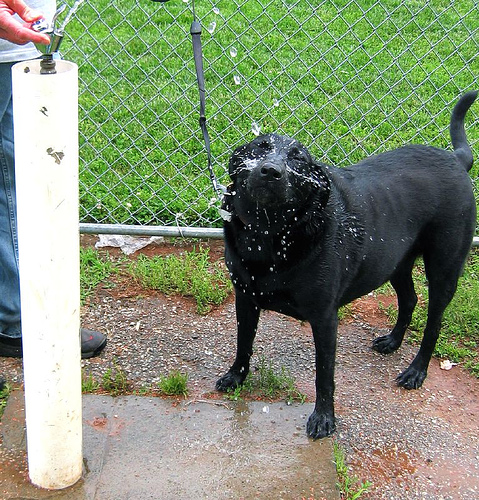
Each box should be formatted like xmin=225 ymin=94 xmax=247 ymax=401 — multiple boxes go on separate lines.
xmin=11 ymin=59 xmax=82 ymax=489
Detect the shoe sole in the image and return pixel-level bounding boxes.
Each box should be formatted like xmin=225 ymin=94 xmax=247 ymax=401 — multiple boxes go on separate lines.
xmin=81 ymin=338 xmax=107 ymax=360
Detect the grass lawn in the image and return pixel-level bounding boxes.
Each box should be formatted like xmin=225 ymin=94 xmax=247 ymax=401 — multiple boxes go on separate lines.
xmin=60 ymin=0 xmax=478 ymax=227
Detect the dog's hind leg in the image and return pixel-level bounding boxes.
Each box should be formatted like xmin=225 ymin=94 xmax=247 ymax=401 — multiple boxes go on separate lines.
xmin=372 ymin=255 xmax=418 ymax=354
xmin=396 ymin=250 xmax=465 ymax=389
xmin=216 ymin=292 xmax=260 ymax=392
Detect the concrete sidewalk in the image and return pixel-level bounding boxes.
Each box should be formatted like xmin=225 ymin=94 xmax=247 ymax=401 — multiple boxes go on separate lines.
xmin=1 ymin=390 xmax=339 ymax=499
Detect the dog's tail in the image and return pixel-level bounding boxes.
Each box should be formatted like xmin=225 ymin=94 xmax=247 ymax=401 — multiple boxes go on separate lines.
xmin=450 ymin=90 xmax=477 ymax=171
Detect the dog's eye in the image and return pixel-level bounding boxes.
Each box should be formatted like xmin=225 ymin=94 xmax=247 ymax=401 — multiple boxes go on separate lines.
xmin=257 ymin=140 xmax=272 ymax=151
xmin=289 ymin=147 xmax=307 ymax=162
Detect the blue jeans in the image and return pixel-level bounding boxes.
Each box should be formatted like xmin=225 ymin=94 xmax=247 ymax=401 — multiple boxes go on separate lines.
xmin=0 ymin=61 xmax=21 ymax=339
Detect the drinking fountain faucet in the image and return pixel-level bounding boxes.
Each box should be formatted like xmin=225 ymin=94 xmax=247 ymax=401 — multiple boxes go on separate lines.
xmin=31 ymin=4 xmax=68 ymax=74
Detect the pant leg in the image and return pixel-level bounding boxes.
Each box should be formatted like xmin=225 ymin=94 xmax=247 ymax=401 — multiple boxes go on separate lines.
xmin=0 ymin=62 xmax=21 ymax=338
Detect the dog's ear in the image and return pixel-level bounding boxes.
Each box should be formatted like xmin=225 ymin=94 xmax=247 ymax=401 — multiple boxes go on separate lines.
xmin=312 ymin=161 xmax=331 ymax=210
xmin=228 ymin=144 xmax=247 ymax=178
xmin=300 ymin=162 xmax=331 ymax=235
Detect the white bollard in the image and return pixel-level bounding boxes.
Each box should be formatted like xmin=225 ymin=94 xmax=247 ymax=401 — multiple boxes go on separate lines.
xmin=11 ymin=59 xmax=82 ymax=489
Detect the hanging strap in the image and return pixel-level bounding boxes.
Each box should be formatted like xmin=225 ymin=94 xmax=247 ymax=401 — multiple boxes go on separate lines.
xmin=190 ymin=16 xmax=231 ymax=221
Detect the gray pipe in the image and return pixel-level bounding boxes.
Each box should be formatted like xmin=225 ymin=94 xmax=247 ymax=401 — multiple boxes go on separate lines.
xmin=80 ymin=223 xmax=479 ymax=247
xmin=80 ymin=223 xmax=224 ymax=239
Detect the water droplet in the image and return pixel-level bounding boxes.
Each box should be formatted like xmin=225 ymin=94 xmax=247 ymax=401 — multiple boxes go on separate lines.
xmin=233 ymin=74 xmax=241 ymax=85
xmin=273 ymin=98 xmax=280 ymax=107
xmin=213 ymin=7 xmax=220 ymax=14
xmin=229 ymin=46 xmax=237 ymax=58
xmin=251 ymin=122 xmax=261 ymax=136
xmin=206 ymin=21 xmax=216 ymax=34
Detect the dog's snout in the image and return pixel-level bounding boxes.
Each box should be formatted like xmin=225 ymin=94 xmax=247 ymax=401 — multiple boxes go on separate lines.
xmin=260 ymin=162 xmax=283 ymax=181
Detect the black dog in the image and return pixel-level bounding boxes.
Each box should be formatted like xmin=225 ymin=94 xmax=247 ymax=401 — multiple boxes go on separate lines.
xmin=216 ymin=91 xmax=477 ymax=439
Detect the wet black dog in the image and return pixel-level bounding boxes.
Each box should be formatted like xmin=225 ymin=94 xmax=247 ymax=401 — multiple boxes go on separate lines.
xmin=216 ymin=91 xmax=477 ymax=439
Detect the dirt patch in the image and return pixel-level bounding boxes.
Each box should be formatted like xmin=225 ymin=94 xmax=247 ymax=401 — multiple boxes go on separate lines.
xmin=349 ymin=293 xmax=397 ymax=329
xmin=1 ymin=236 xmax=478 ymax=499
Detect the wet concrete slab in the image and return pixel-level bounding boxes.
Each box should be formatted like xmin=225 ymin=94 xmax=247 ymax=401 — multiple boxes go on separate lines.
xmin=1 ymin=391 xmax=339 ymax=499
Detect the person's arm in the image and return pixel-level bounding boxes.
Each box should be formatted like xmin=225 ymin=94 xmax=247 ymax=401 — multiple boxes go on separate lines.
xmin=0 ymin=0 xmax=50 ymax=45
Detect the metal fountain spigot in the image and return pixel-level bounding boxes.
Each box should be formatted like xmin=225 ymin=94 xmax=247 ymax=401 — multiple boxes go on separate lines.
xmin=32 ymin=5 xmax=67 ymax=55
xmin=31 ymin=5 xmax=67 ymax=74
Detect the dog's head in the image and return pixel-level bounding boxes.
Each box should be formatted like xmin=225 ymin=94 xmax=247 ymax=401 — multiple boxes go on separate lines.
xmin=225 ymin=133 xmax=330 ymax=227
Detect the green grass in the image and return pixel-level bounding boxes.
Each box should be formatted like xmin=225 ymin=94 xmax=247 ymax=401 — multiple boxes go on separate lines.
xmin=82 ymin=371 xmax=101 ymax=393
xmin=79 ymin=244 xmax=233 ymax=312
xmin=129 ymin=247 xmax=232 ymax=314
xmin=224 ymin=356 xmax=307 ymax=404
xmin=0 ymin=382 xmax=11 ymax=419
xmin=102 ymin=363 xmax=130 ymax=396
xmin=333 ymin=441 xmax=372 ymax=499
xmin=158 ymin=370 xmax=189 ymax=397
xmin=58 ymin=0 xmax=478 ymax=227
xmin=80 ymin=247 xmax=117 ymax=304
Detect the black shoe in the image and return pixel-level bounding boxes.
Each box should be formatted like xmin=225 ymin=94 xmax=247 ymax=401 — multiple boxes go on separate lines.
xmin=81 ymin=328 xmax=107 ymax=359
xmin=0 ymin=330 xmax=106 ymax=359
xmin=0 ymin=336 xmax=22 ymax=358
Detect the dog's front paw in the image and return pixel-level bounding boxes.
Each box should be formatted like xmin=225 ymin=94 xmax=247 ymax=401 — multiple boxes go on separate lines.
xmin=216 ymin=370 xmax=246 ymax=392
xmin=306 ymin=410 xmax=336 ymax=440
xmin=396 ymin=365 xmax=427 ymax=389
xmin=372 ymin=333 xmax=401 ymax=354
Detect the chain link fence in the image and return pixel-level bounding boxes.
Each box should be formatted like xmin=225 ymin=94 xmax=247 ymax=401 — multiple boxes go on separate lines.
xmin=61 ymin=0 xmax=479 ymax=237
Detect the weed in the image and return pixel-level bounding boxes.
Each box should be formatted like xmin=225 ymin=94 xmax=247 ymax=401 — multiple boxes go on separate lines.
xmin=135 ymin=385 xmax=153 ymax=396
xmin=82 ymin=371 xmax=101 ymax=393
xmin=338 ymin=303 xmax=354 ymax=321
xmin=102 ymin=363 xmax=130 ymax=396
xmin=224 ymin=384 xmax=245 ymax=402
xmin=333 ymin=441 xmax=372 ymax=500
xmin=130 ymin=247 xmax=232 ymax=314
xmin=158 ymin=370 xmax=189 ymax=397
xmin=0 ymin=382 xmax=11 ymax=419
xmin=224 ymin=356 xmax=306 ymax=404
xmin=80 ymin=247 xmax=116 ymax=304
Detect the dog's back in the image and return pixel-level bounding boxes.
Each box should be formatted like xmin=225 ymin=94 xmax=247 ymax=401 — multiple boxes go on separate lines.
xmin=328 ymin=93 xmax=477 ymax=305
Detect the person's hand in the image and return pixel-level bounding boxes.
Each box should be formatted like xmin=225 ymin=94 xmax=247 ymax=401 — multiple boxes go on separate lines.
xmin=0 ymin=0 xmax=50 ymax=45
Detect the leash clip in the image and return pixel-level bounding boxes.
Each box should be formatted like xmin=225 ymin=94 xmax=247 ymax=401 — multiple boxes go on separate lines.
xmin=218 ymin=208 xmax=232 ymax=222
xmin=216 ymin=184 xmax=232 ymax=222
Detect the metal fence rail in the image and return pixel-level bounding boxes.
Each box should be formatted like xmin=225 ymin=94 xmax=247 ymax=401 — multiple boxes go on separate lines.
xmin=61 ymin=0 xmax=479 ymax=238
